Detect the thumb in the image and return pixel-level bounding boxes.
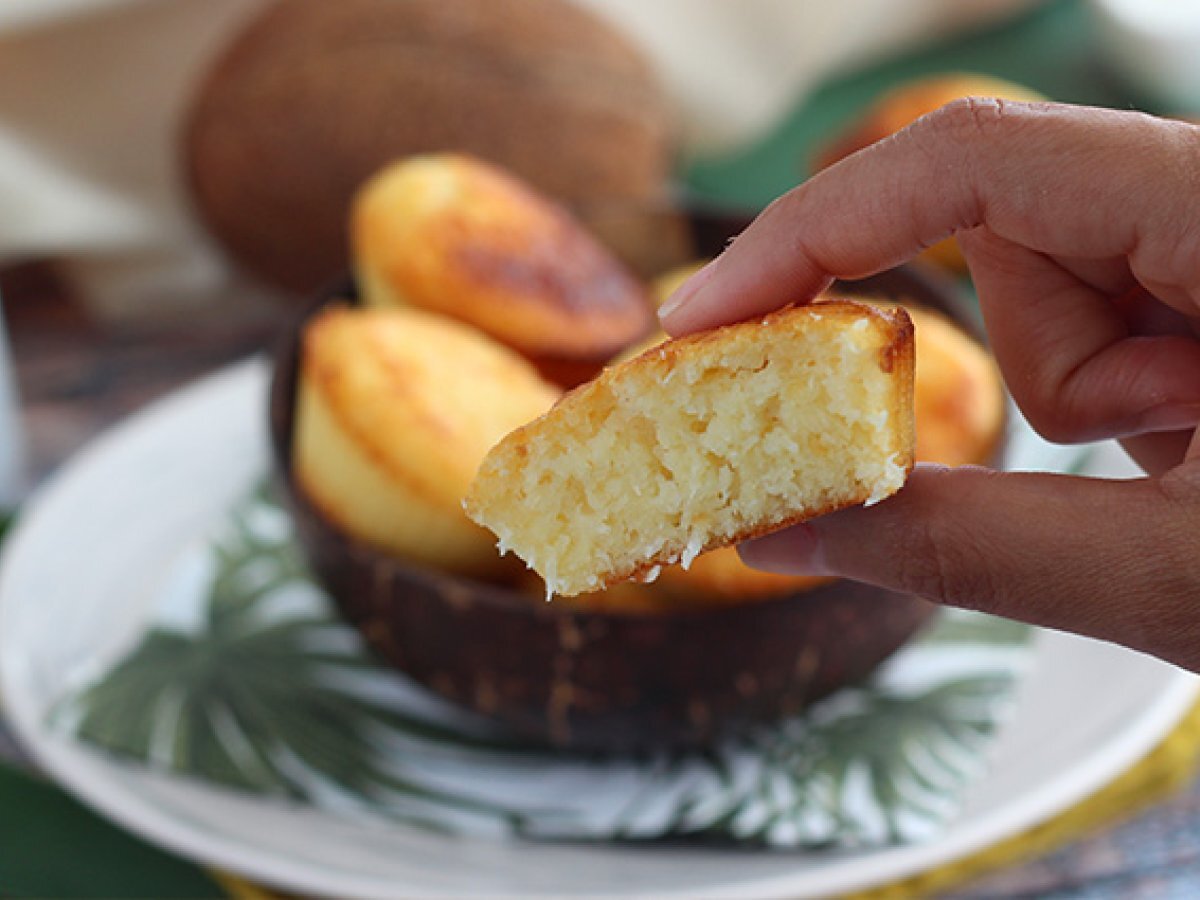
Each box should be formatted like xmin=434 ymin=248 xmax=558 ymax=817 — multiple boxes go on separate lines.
xmin=739 ymin=464 xmax=1200 ymax=670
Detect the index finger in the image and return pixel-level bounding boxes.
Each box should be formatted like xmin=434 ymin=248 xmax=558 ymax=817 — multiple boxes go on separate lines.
xmin=659 ymin=100 xmax=1200 ymax=335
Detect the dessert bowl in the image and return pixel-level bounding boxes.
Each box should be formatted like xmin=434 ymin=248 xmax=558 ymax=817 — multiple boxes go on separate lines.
xmin=268 ymin=207 xmax=987 ymax=752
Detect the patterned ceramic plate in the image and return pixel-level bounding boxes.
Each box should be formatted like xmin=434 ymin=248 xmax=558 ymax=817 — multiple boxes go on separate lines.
xmin=1 ymin=360 xmax=1195 ymax=899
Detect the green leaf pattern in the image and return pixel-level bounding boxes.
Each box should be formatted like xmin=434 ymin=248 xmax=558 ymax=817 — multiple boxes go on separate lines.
xmin=55 ymin=484 xmax=1030 ymax=848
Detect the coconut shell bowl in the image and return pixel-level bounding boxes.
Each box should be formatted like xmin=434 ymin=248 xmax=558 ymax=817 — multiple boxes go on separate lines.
xmin=268 ymin=205 xmax=992 ymax=754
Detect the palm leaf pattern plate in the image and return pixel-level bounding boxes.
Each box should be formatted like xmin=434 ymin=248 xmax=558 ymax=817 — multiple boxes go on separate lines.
xmin=54 ymin=473 xmax=1038 ymax=849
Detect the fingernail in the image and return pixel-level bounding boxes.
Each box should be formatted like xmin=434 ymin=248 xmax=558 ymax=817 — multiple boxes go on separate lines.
xmin=658 ymin=257 xmax=719 ymax=324
xmin=737 ymin=523 xmax=828 ymax=575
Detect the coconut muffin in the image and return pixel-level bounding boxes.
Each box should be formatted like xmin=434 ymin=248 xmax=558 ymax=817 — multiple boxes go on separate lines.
xmin=580 ymin=298 xmax=1001 ymax=611
xmin=295 ymin=305 xmax=560 ymax=576
xmin=815 ymin=73 xmax=1046 ymax=271
xmin=352 ymin=154 xmax=655 ymax=386
xmin=465 ymin=300 xmax=915 ymax=597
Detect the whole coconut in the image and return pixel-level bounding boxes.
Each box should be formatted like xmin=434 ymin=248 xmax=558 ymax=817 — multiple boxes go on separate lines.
xmin=184 ymin=0 xmax=675 ymax=293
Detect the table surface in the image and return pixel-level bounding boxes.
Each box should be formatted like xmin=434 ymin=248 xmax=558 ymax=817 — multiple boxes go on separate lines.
xmin=4 ymin=0 xmax=1200 ymax=895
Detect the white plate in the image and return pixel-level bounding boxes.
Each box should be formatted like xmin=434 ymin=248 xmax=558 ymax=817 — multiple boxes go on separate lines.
xmin=1 ymin=360 xmax=1196 ymax=900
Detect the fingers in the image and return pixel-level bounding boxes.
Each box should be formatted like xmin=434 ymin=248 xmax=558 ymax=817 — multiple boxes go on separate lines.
xmin=739 ymin=465 xmax=1200 ymax=670
xmin=660 ymin=101 xmax=1200 ymax=336
xmin=960 ymin=228 xmax=1200 ymax=442
xmin=659 ymin=101 xmax=1200 ymax=449
xmin=1120 ymin=432 xmax=1196 ymax=476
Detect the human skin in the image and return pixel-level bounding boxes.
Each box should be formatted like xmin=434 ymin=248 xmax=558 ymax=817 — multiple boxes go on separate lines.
xmin=658 ymin=100 xmax=1200 ymax=672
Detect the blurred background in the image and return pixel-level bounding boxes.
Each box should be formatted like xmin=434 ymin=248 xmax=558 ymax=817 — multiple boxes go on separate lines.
xmin=2 ymin=0 xmax=1194 ymax=316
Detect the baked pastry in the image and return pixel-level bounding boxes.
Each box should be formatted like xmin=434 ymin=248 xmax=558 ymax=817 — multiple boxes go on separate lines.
xmin=295 ymin=305 xmax=560 ymax=576
xmin=465 ymin=300 xmax=915 ymax=597
xmin=352 ymin=154 xmax=656 ymax=386
xmin=907 ymin=304 xmax=1005 ymax=466
xmin=586 ymin=297 xmax=1000 ymax=611
xmin=815 ymin=73 xmax=1046 ymax=271
xmin=184 ymin=0 xmax=673 ymax=293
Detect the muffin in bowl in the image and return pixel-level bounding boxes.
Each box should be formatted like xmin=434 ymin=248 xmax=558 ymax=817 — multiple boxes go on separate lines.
xmin=269 ymin=163 xmax=996 ymax=750
xmin=546 ymin=286 xmax=1004 ymax=615
xmin=269 ymin=267 xmax=975 ymax=750
xmin=352 ymin=154 xmax=656 ymax=386
xmin=463 ymin=300 xmax=917 ymax=599
xmin=294 ymin=304 xmax=559 ymax=577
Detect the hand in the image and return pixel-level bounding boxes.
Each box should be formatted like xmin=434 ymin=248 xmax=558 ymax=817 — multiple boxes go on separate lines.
xmin=659 ymin=100 xmax=1200 ymax=672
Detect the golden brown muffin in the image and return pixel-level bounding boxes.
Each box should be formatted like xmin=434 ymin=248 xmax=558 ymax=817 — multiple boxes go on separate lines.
xmin=295 ymin=305 xmax=560 ymax=576
xmin=583 ymin=297 xmax=1000 ymax=612
xmin=465 ymin=301 xmax=915 ymax=597
xmin=353 ymin=154 xmax=656 ymax=387
xmin=184 ymin=0 xmax=675 ymax=293
xmin=660 ymin=304 xmax=1003 ymax=607
xmin=641 ymin=280 xmax=1004 ymax=466
xmin=907 ymin=305 xmax=1005 ymax=467
xmin=815 ymin=74 xmax=1046 ymax=271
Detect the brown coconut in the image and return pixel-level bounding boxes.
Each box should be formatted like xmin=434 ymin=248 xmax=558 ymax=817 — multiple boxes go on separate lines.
xmin=183 ymin=0 xmax=675 ymax=293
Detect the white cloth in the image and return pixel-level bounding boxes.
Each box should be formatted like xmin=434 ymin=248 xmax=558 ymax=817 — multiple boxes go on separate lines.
xmin=0 ymin=0 xmax=1037 ymax=318
xmin=575 ymin=0 xmax=1039 ymax=154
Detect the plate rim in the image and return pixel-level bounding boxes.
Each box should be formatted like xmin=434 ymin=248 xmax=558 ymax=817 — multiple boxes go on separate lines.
xmin=1 ymin=358 xmax=1196 ymax=900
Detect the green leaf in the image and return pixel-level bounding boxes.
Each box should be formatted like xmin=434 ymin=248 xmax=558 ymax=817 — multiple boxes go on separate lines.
xmin=62 ymin=487 xmax=562 ymax=833
xmin=920 ymin=611 xmax=1031 ymax=646
xmin=62 ymin=482 xmax=1027 ymax=848
xmin=0 ymin=762 xmax=219 ymax=898
xmin=650 ymin=673 xmax=1014 ymax=845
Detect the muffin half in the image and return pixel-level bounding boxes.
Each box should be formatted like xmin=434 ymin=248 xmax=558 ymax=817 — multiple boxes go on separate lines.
xmin=466 ymin=300 xmax=916 ymax=597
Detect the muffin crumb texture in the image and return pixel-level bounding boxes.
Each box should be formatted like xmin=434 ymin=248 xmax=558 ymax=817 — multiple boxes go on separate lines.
xmin=465 ymin=301 xmax=915 ymax=597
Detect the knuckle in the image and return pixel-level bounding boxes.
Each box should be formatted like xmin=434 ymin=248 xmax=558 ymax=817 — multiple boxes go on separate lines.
xmin=1020 ymin=402 xmax=1082 ymax=444
xmin=755 ymin=191 xmax=801 ymax=240
xmin=998 ymin=364 xmax=1082 ymax=443
xmin=1154 ymin=474 xmax=1200 ymax=579
xmin=917 ymin=95 xmax=1011 ymax=147
xmin=1112 ymin=477 xmax=1200 ymax=667
xmin=1013 ymin=362 xmax=1072 ymax=439
xmin=897 ymin=98 xmax=1010 ymax=237
xmin=1005 ymin=334 xmax=1119 ymax=445
xmin=891 ymin=506 xmax=1004 ymax=608
xmin=1122 ymin=120 xmax=1200 ymax=296
xmin=892 ymin=526 xmax=955 ymax=601
xmin=1158 ymin=462 xmax=1200 ymax=504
